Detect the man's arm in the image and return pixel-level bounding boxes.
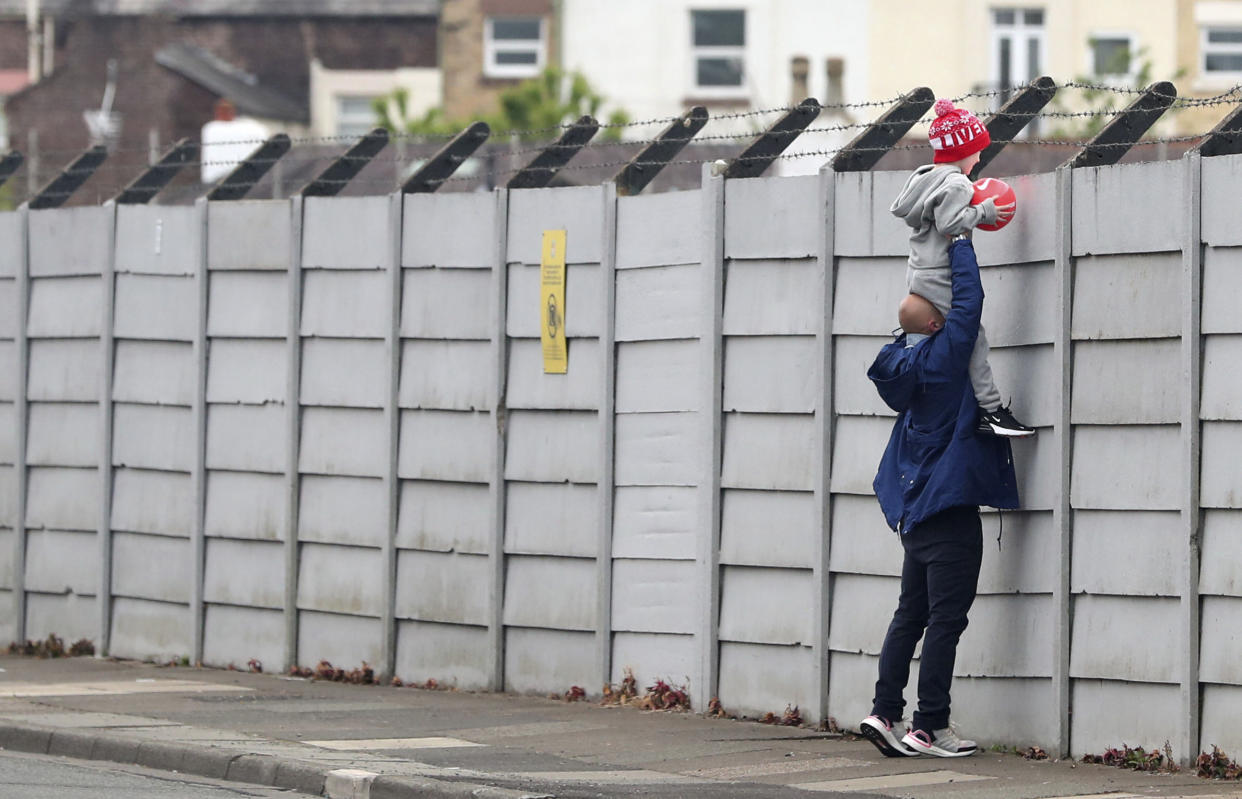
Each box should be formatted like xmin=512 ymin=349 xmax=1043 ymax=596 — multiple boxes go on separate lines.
xmin=926 ymin=238 xmax=984 ymax=378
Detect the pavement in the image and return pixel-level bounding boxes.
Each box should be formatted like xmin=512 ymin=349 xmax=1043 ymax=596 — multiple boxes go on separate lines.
xmin=0 ymin=655 xmax=1240 ymax=799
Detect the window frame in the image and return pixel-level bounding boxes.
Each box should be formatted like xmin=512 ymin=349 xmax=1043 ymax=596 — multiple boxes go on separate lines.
xmin=1087 ymin=31 xmax=1137 ymax=81
xmin=1201 ymin=25 xmax=1242 ymax=81
xmin=989 ymin=7 xmax=1046 ymax=90
xmin=335 ymin=94 xmax=382 ymax=138
xmin=483 ymin=15 xmax=546 ymax=80
xmin=689 ymin=8 xmax=748 ymax=98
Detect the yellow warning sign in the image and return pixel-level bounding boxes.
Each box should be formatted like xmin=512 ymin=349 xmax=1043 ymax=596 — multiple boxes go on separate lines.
xmin=540 ymin=230 xmax=568 ymax=374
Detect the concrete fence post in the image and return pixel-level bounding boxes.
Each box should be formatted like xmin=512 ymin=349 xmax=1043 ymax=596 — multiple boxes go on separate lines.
xmin=487 ymin=188 xmax=511 ymax=691
xmin=1179 ymin=150 xmax=1204 ymax=763
xmin=12 ymin=205 xmax=29 ymax=646
xmin=812 ymin=165 xmax=837 ymax=726
xmin=190 ymin=197 xmax=210 ymax=665
xmin=695 ymin=164 xmax=725 ymax=712
xmin=283 ymin=196 xmax=305 ymax=672
xmin=1052 ymin=165 xmax=1074 ymax=758
xmin=595 ymin=182 xmax=618 ymax=689
xmin=97 ymin=201 xmax=118 ymax=656
xmin=381 ymin=191 xmax=404 ymax=680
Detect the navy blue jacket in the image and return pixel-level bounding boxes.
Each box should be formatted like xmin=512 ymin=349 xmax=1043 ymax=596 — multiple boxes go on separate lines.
xmin=868 ymin=239 xmax=1019 ymax=532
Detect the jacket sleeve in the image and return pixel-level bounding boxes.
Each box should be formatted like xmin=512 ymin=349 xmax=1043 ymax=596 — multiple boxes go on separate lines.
xmin=925 ymin=239 xmax=984 ymax=379
xmin=933 ymin=180 xmax=997 ymax=235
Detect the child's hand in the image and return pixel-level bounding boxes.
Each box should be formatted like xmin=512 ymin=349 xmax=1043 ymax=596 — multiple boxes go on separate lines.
xmin=994 ymin=201 xmax=1016 ymax=226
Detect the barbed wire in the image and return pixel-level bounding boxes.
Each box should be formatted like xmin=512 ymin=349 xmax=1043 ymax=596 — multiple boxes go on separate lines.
xmin=17 ymin=124 xmax=1211 ymax=203
xmin=11 ymin=79 xmax=1241 ymax=165
xmin=10 ymin=78 xmax=1239 ymax=203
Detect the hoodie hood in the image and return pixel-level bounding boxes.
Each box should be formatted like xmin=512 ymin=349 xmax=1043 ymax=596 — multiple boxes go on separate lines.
xmin=889 ymin=164 xmax=963 ymax=230
xmin=867 ymin=336 xmax=923 ymax=413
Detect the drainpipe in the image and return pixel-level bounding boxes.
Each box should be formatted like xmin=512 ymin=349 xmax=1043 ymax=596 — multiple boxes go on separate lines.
xmin=42 ymin=14 xmax=53 ymax=77
xmin=26 ymin=0 xmax=41 ymax=83
xmin=552 ymin=0 xmax=563 ymax=69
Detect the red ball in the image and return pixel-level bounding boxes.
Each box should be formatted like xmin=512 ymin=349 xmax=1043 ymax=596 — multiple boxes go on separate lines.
xmin=971 ymin=177 xmax=1017 ymax=231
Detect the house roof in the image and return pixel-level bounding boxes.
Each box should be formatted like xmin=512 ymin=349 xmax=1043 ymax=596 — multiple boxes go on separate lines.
xmin=0 ymin=0 xmax=437 ymax=16
xmin=155 ymin=42 xmax=308 ymax=123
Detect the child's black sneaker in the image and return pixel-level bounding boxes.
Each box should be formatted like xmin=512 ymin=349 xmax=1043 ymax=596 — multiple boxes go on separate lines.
xmin=977 ymin=403 xmax=1034 ymax=438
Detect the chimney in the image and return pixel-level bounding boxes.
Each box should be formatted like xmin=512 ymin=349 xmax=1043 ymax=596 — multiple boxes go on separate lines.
xmin=825 ymin=57 xmax=845 ymax=106
xmin=214 ymin=98 xmax=237 ymax=121
xmin=790 ymin=56 xmax=809 ymax=104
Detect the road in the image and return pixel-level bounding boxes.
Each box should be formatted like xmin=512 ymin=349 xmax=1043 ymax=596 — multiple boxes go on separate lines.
xmin=0 ymin=750 xmax=311 ymax=799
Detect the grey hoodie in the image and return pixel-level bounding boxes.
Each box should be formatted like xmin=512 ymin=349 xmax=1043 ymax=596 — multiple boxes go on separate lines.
xmin=890 ymin=164 xmax=998 ymax=269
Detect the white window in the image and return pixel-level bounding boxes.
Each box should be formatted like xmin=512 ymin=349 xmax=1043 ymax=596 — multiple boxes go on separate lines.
xmin=1089 ymin=33 xmax=1135 ymax=79
xmin=991 ymin=8 xmax=1045 ymax=134
xmin=691 ymin=9 xmax=746 ymax=95
xmin=992 ymin=8 xmax=1045 ymax=91
xmin=1202 ymin=27 xmax=1242 ymax=77
xmin=484 ymin=17 xmax=545 ymax=79
xmin=336 ymin=95 xmax=379 ymax=138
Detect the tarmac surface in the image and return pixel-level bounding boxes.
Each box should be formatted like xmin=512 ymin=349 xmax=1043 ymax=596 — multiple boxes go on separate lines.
xmin=1 ymin=654 xmax=1240 ymax=799
xmin=0 ymin=750 xmax=302 ymax=798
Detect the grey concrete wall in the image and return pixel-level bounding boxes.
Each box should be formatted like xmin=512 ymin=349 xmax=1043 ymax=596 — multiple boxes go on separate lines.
xmin=2 ymin=152 xmax=1236 ymax=760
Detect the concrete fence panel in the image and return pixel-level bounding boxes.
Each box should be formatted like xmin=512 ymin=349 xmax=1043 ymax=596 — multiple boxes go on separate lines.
xmin=4 ymin=151 xmax=1240 ymax=762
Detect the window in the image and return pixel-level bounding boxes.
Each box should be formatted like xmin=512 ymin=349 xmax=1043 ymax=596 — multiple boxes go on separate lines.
xmin=991 ymin=8 xmax=1045 ymax=133
xmin=336 ymin=95 xmax=379 ymax=138
xmin=1202 ymin=27 xmax=1242 ymax=76
xmin=484 ymin=16 xmax=545 ymax=79
xmin=1090 ymin=35 xmax=1134 ymax=78
xmin=691 ymin=9 xmax=746 ymax=93
xmin=992 ymin=8 xmax=1045 ymax=92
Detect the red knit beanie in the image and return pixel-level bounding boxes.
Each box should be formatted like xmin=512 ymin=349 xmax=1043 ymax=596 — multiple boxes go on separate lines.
xmin=928 ymin=99 xmax=991 ymax=164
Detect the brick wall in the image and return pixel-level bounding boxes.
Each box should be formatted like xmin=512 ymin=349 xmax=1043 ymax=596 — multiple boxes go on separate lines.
xmin=441 ymin=0 xmax=555 ymax=123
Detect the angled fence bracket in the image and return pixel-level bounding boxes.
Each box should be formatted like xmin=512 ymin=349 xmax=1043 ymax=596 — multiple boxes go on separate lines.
xmin=613 ymin=107 xmax=708 ymax=195
xmin=507 ymin=115 xmax=600 ymax=190
xmin=114 ymin=138 xmax=199 ymax=204
xmin=0 ymin=151 xmax=23 ymax=192
xmin=971 ymin=76 xmax=1059 ymax=179
xmin=1196 ymin=100 xmax=1242 ymax=157
xmin=303 ymin=128 xmax=391 ymax=197
xmin=723 ymin=98 xmax=822 ymax=179
xmin=28 ymin=145 xmax=108 ymax=210
xmin=831 ymin=87 xmax=935 ymax=172
xmin=1065 ymin=81 xmax=1178 ymax=169
xmin=207 ymin=133 xmax=292 ymax=202
xmin=402 ymin=121 xmax=490 ymax=194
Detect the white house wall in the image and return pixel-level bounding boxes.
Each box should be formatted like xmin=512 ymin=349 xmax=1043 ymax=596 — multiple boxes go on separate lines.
xmin=560 ymin=0 xmax=869 ymax=137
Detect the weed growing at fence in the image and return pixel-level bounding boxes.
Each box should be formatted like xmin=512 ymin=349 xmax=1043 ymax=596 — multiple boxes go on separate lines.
xmin=819 ymin=716 xmax=842 ymax=734
xmin=7 ymin=634 xmax=94 ymax=658
xmin=404 ymin=677 xmax=455 ymax=691
xmin=600 ymin=667 xmax=638 ymax=707
xmin=286 ymin=659 xmax=376 ymax=685
xmin=1197 ymin=746 xmax=1242 ymax=779
xmin=760 ymin=705 xmax=803 ymax=727
xmin=1081 ymin=741 xmax=1180 ymax=773
xmin=706 ymin=697 xmax=733 ymax=719
xmin=640 ymin=678 xmax=691 ymax=711
xmin=597 ymin=668 xmax=691 ymax=712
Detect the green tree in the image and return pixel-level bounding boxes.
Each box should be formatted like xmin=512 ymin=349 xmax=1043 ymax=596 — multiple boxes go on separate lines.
xmin=1050 ymin=43 xmax=1184 ymax=139
xmin=374 ymin=67 xmax=630 ymax=143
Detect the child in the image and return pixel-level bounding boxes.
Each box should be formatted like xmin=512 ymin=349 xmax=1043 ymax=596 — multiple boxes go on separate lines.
xmin=889 ymin=99 xmax=1033 ymax=438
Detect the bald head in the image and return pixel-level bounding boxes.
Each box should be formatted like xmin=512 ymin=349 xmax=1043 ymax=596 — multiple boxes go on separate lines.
xmin=898 ymin=293 xmax=945 ymax=335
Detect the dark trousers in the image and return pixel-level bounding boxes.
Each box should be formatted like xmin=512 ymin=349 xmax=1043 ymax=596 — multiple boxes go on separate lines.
xmin=871 ymin=505 xmax=983 ymax=733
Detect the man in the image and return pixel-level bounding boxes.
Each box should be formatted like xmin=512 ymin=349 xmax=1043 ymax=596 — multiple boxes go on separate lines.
xmin=857 ymin=235 xmax=1019 ymax=758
